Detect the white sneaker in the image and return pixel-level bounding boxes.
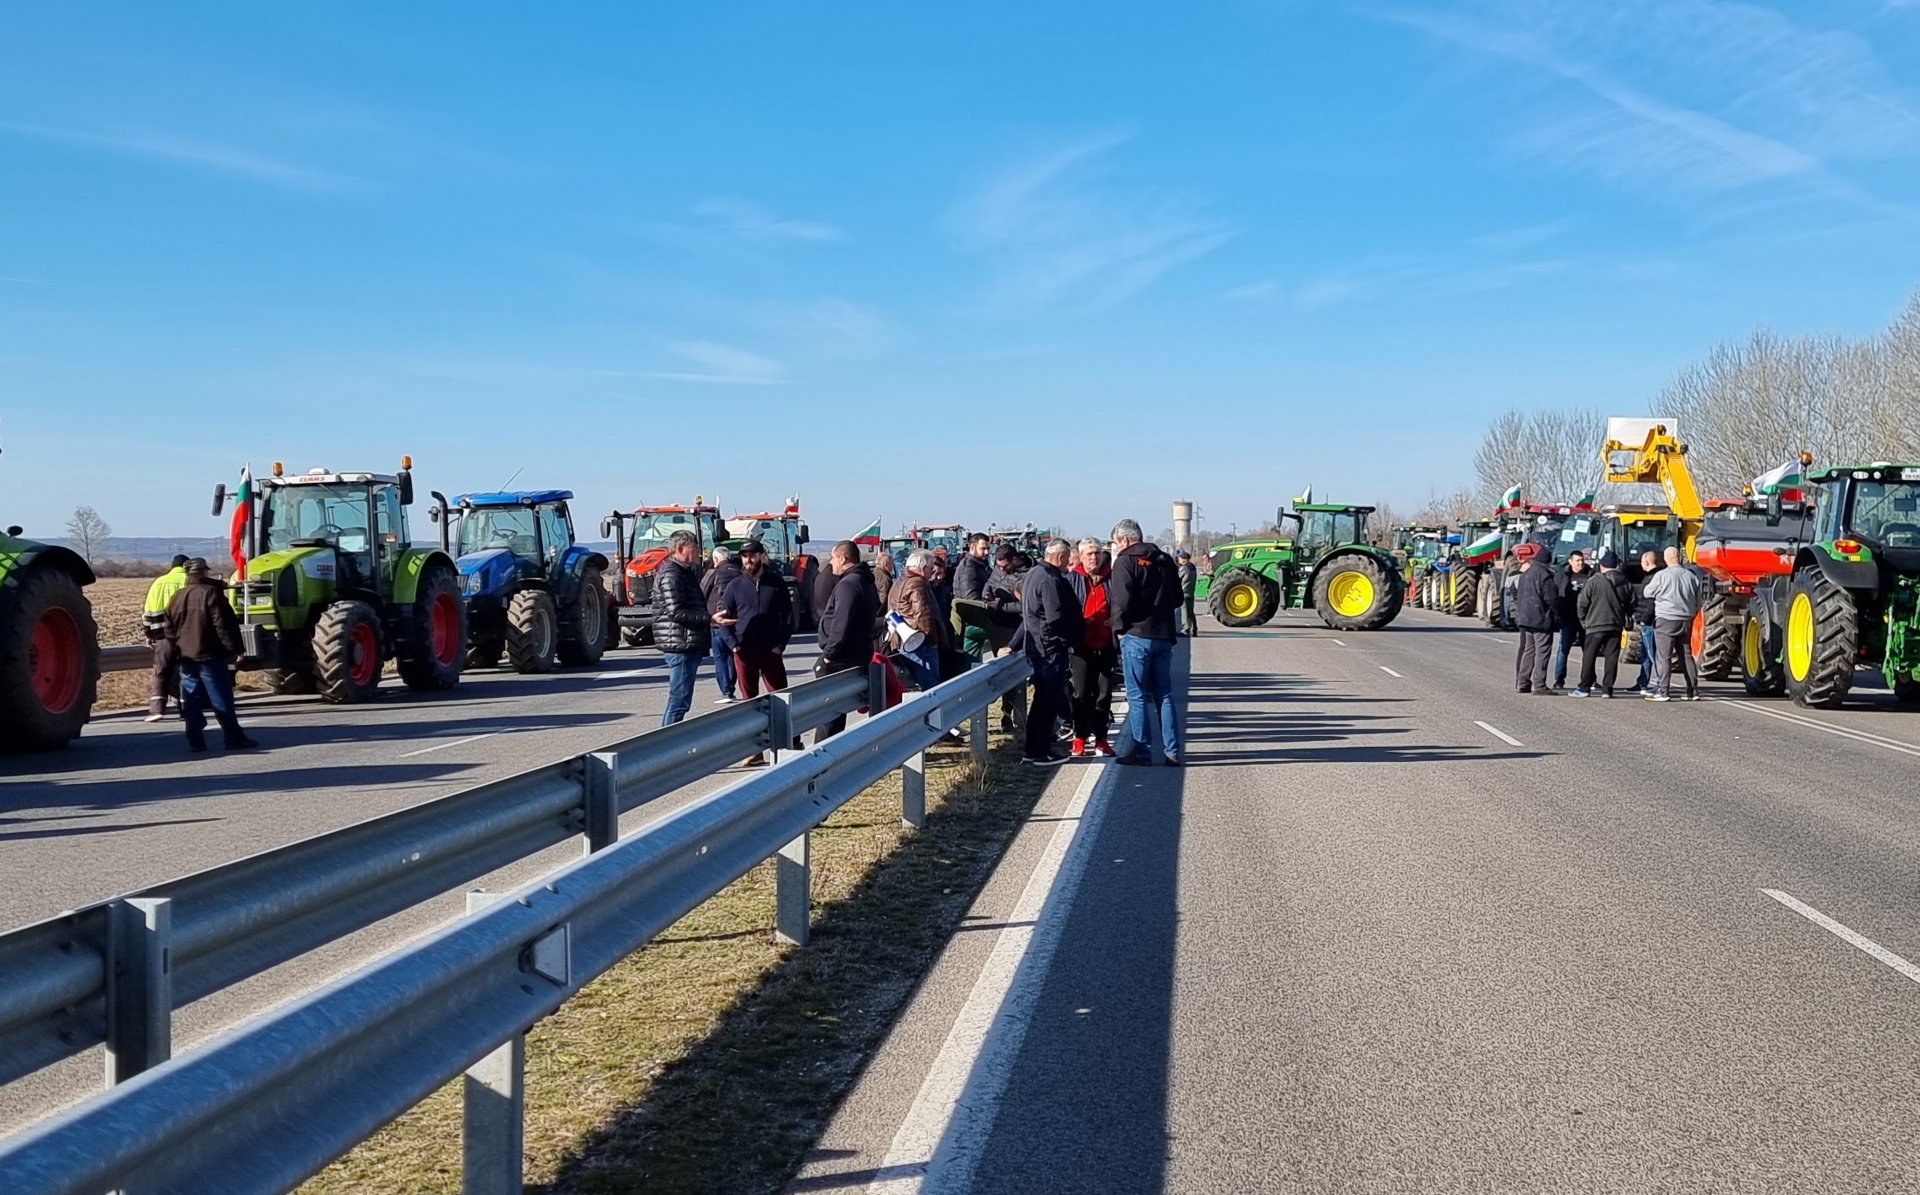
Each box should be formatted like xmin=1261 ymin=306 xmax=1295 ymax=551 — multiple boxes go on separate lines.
xmin=143 ymin=713 xmax=165 ymax=723
xmin=715 ymin=696 xmax=737 ymax=705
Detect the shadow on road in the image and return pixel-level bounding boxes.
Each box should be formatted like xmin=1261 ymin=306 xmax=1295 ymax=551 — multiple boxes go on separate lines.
xmin=2 ymin=761 xmax=485 ymax=816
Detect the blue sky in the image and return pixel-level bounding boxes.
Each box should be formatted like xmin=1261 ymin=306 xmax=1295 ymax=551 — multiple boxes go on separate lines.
xmin=5 ymin=0 xmax=1920 ymax=542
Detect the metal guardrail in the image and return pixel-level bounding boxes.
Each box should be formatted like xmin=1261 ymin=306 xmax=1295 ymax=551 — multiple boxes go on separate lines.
xmin=0 ymin=652 xmax=1030 ymax=1195
xmin=99 ymin=645 xmax=147 ymax=673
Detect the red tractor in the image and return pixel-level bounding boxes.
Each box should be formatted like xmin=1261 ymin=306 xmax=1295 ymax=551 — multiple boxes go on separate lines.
xmin=726 ymin=500 xmax=820 ymax=631
xmin=602 ymin=500 xmax=725 ymax=648
xmin=1694 ymin=492 xmax=1814 ymax=683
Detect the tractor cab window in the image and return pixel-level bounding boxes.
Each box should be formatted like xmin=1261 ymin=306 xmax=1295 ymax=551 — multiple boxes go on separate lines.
xmin=738 ymin=518 xmax=789 ymax=556
xmin=1552 ymin=515 xmax=1604 ymax=560
xmin=1297 ymin=510 xmax=1363 ymax=555
xmin=1848 ymin=480 xmax=1920 ymax=548
xmin=1615 ymin=520 xmax=1674 ymax=562
xmin=538 ymin=506 xmax=571 ymax=561
xmin=374 ymin=487 xmax=406 ymax=552
xmin=459 ymin=507 xmax=539 ymax=558
xmin=264 ymin=484 xmax=372 ymax=555
xmin=629 ymin=511 xmax=699 ymax=555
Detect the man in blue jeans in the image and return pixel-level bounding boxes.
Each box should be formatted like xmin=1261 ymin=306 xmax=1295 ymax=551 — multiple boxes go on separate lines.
xmin=652 ymin=530 xmax=711 ymax=726
xmin=1107 ymin=519 xmax=1183 ymax=766
xmin=163 ymin=558 xmax=257 ymax=752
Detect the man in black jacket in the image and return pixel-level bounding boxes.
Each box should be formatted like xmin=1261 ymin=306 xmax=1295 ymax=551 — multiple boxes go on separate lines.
xmin=653 ymin=530 xmax=710 ymax=726
xmin=953 ymin=533 xmax=995 ymax=662
xmin=1109 ymin=518 xmax=1183 ymax=765
xmin=1512 ymin=542 xmax=1558 ymax=694
xmin=813 ymin=540 xmax=879 ymax=745
xmin=1550 ymin=549 xmax=1589 ymax=690
xmin=1570 ymin=549 xmax=1630 ymax=697
xmin=1630 ymin=549 xmax=1662 ymax=692
xmin=164 ymin=559 xmax=257 ymax=752
xmin=718 ymin=539 xmax=797 ymax=765
xmin=1015 ymin=538 xmax=1083 ymax=766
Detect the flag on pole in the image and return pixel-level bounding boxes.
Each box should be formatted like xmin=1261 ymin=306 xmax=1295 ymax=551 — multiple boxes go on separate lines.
xmin=851 ymin=517 xmax=883 ymax=546
xmin=1570 ymin=489 xmax=1597 ymax=512
xmin=1295 ymin=484 xmax=1313 ymax=505
xmin=229 ymin=465 xmax=253 ymax=579
xmin=1750 ymin=459 xmax=1804 ymax=495
xmin=1499 ymin=483 xmax=1523 ymax=511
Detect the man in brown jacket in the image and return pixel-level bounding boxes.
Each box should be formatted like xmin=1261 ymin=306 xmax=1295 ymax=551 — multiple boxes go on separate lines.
xmin=888 ymin=550 xmax=944 ymax=689
xmin=164 ymin=559 xmax=257 ymax=752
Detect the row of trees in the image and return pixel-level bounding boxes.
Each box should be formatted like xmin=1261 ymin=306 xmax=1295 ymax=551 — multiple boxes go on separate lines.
xmin=1408 ymin=293 xmax=1920 ymax=523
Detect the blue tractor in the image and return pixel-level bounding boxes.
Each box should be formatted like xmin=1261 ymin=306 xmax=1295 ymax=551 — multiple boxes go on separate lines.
xmin=435 ymin=490 xmax=614 ymax=673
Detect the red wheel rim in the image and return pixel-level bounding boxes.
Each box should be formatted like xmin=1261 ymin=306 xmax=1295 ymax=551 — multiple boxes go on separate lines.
xmin=430 ymin=592 xmax=459 ymax=666
xmin=29 ymin=606 xmax=84 ymax=714
xmin=349 ymin=622 xmax=379 ymax=686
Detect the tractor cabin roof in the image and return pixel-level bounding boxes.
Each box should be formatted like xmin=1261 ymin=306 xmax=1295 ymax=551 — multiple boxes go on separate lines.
xmin=456 ymin=489 xmax=574 ymax=508
xmin=270 ymin=471 xmax=396 ymax=487
xmin=1809 ymin=464 xmax=1920 ymax=484
xmin=1294 ymin=502 xmax=1376 ymax=514
xmin=631 ymin=504 xmax=720 ymax=515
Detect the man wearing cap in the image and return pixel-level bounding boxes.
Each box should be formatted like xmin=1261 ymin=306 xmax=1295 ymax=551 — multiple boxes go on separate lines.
xmin=163 ymin=558 xmax=257 ymax=752
xmin=141 ymin=553 xmax=191 ymax=721
xmin=1571 ymin=550 xmax=1631 ymax=697
xmin=1510 ymin=542 xmax=1559 ymax=694
xmin=1550 ymin=548 xmax=1590 ymax=690
xmin=1175 ymin=550 xmax=1198 ymax=637
xmin=716 ymin=539 xmax=796 ymax=765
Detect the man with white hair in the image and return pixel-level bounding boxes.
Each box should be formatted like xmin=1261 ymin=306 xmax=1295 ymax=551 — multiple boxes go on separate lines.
xmin=1109 ymin=518 xmax=1183 ymax=766
xmin=701 ymin=545 xmax=741 ymax=704
xmin=889 ymin=549 xmax=945 ymax=690
xmin=1015 ymin=537 xmax=1084 ymax=766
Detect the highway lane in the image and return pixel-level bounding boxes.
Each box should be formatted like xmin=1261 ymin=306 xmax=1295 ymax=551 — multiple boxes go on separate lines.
xmin=799 ymin=609 xmax=1920 ymax=1193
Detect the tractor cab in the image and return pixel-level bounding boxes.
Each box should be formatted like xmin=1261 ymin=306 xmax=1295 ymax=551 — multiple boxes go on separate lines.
xmin=603 ymin=500 xmax=724 ymax=646
xmin=1282 ymin=503 xmax=1373 ymax=564
xmin=914 ymin=524 xmax=969 ymax=560
xmin=450 ymin=490 xmax=574 ymax=582
xmin=442 ymin=490 xmax=612 ymax=672
xmin=727 ymin=501 xmax=810 ymax=564
xmin=257 ymin=465 xmax=414 ymax=596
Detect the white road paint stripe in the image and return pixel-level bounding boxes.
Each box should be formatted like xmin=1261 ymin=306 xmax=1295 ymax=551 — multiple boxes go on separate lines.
xmin=596 ymin=669 xmax=647 ymax=681
xmin=1474 ymin=720 xmax=1524 ymax=748
xmin=866 ymin=762 xmax=1117 ymax=1195
xmin=400 ymin=733 xmax=497 ymax=757
xmin=1331 ymin=639 xmax=1346 ymax=647
xmin=1714 ymin=698 xmax=1920 ymax=759
xmin=1380 ymin=666 xmax=1403 ymax=678
xmin=1763 ymin=889 xmax=1920 ymax=987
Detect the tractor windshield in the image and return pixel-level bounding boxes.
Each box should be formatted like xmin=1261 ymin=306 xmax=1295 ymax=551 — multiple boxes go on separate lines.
xmin=1548 ymin=513 xmax=1605 ymax=559
xmin=1408 ymin=538 xmax=1443 ymax=562
xmin=922 ymin=528 xmax=965 ymax=556
xmin=629 ymin=511 xmax=702 ymax=555
xmin=1848 ymin=480 xmax=1920 ymax=548
xmin=263 ymin=484 xmax=372 ymax=554
xmin=735 ymin=518 xmax=792 ymax=556
xmin=458 ymin=507 xmax=539 ymax=558
xmin=1615 ymin=519 xmax=1676 ymax=561
xmin=1297 ymin=510 xmax=1364 ymax=555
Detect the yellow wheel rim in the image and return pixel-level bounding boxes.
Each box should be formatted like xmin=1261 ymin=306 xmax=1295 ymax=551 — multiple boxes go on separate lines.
xmin=1327 ymin=571 xmax=1376 ymax=618
xmin=1743 ymin=615 xmax=1764 ymax=676
xmin=1223 ymin=583 xmax=1260 ymax=619
xmin=1786 ymin=591 xmax=1815 ymax=682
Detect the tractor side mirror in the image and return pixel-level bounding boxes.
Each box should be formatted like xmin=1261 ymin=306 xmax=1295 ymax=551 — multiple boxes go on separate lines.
xmin=212 ymin=484 xmax=227 ymax=517
xmin=799 ymin=523 xmax=810 ymax=544
xmin=397 ymin=471 xmax=415 ymax=506
xmin=5 ymin=524 xmax=22 ymax=537
xmin=1766 ymin=492 xmax=1782 ymax=524
xmin=600 ymin=516 xmax=615 ymax=540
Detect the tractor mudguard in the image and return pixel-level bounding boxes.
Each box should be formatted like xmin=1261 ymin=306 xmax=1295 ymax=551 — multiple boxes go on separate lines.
xmin=0 ymin=537 xmax=95 ymax=590
xmin=1802 ymin=546 xmax=1879 ymax=595
xmin=392 ymin=548 xmax=456 ymax=605
xmin=560 ymin=545 xmax=610 ymax=578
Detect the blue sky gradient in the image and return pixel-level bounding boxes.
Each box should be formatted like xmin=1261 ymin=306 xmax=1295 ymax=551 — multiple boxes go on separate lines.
xmin=5 ymin=1 xmax=1920 ymax=541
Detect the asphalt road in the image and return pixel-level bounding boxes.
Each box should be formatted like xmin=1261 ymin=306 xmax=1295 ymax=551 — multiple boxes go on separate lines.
xmin=796 ymin=608 xmax=1920 ymax=1194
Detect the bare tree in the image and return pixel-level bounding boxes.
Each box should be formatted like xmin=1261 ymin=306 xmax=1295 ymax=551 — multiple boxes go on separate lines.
xmin=65 ymin=506 xmax=111 ymax=562
xmin=1472 ymin=407 xmax=1611 ymax=509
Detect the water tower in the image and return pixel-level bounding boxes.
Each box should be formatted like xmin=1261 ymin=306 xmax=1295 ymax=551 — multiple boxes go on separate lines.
xmin=1172 ymin=500 xmax=1194 ymax=550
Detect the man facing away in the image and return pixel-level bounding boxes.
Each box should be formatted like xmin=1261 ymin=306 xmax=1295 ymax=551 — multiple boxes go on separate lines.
xmin=1511 ymin=542 xmax=1558 ymax=695
xmin=141 ymin=553 xmax=190 ymax=721
xmin=1569 ymin=550 xmax=1630 ymax=698
xmin=1109 ymin=519 xmax=1183 ymax=766
xmin=163 ymin=558 xmax=256 ymax=752
xmin=1643 ymin=545 xmax=1706 ymax=702
xmin=1015 ymin=538 xmax=1084 ymax=767
xmin=812 ymin=540 xmax=879 ymax=746
xmin=652 ymin=529 xmax=711 ymax=726
xmin=1631 ymin=549 xmax=1663 ymax=692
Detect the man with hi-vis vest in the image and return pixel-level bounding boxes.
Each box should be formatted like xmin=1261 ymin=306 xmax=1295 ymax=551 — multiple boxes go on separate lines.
xmin=141 ymin=554 xmax=191 ymax=721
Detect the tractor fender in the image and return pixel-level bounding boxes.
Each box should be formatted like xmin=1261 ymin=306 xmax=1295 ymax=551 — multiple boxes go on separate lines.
xmin=1799 ymin=545 xmax=1878 ymax=595
xmin=560 ymin=545 xmax=610 ymax=577
xmin=393 ymin=548 xmax=457 ymax=605
xmin=0 ymin=538 xmax=95 ymax=591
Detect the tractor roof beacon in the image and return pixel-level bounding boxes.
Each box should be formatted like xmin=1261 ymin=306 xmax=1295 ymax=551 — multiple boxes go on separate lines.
xmin=0 ymin=509 xmax=101 ymax=752
xmin=214 ymin=456 xmax=465 ymax=704
xmin=441 ymin=489 xmax=614 ymax=674
xmin=1195 ymin=500 xmax=1405 ymax=632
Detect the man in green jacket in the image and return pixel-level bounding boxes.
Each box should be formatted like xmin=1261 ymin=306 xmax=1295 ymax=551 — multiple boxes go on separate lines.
xmin=141 ymin=554 xmax=190 ymax=721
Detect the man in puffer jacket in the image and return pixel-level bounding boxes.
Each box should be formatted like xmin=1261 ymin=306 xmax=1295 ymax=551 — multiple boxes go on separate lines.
xmin=1571 ymin=550 xmax=1631 ymax=697
xmin=652 ymin=529 xmax=710 ymax=726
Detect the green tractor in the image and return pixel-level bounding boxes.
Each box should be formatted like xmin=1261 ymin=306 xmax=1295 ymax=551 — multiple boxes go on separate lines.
xmin=1195 ymin=502 xmax=1405 ymax=631
xmin=213 ymin=458 xmax=466 ymax=703
xmin=1388 ymin=525 xmax=1447 ymax=609
xmin=0 ymin=523 xmax=101 ymax=751
xmin=1740 ymin=463 xmax=1920 ymax=708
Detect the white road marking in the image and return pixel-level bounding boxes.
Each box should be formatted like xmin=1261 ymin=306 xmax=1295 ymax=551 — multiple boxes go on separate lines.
xmin=1763 ymin=889 xmax=1920 ymax=986
xmin=866 ymin=762 xmax=1117 ymax=1195
xmin=596 ymin=668 xmax=651 ymax=681
xmin=1380 ymin=666 xmax=1403 ymax=678
xmin=400 ymin=733 xmax=497 ymax=757
xmin=1474 ymin=721 xmax=1524 ymax=747
xmin=1714 ymin=698 xmax=1920 ymax=759
xmin=1331 ymin=639 xmax=1346 ymax=647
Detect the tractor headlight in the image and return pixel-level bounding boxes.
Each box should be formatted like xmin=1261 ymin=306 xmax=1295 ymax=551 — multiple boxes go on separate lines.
xmin=463 ymin=572 xmax=484 ymax=595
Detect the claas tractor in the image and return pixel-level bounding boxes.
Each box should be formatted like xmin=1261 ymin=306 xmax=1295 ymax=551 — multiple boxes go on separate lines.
xmin=1388 ymin=525 xmax=1447 ymax=608
xmin=440 ymin=490 xmax=613 ymax=672
xmin=1196 ymin=501 xmax=1405 ymax=631
xmin=214 ymin=458 xmax=465 ymax=703
xmin=0 ymin=518 xmax=101 ymax=752
xmin=727 ymin=500 xmax=819 ymax=631
xmin=603 ymin=500 xmax=725 ymax=648
xmin=1741 ymin=463 xmax=1920 ymax=707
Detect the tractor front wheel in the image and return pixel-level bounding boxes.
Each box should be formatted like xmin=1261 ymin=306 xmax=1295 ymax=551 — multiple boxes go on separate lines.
xmin=1740 ymin=609 xmax=1784 ymax=696
xmin=0 ymin=566 xmax=100 ymax=752
xmin=1208 ymin=568 xmax=1278 ymax=628
xmin=398 ymin=564 xmax=465 ymax=692
xmin=1782 ymin=570 xmax=1857 ymax=709
xmin=313 ymin=600 xmax=385 ymax=704
xmin=507 ymin=589 xmax=559 ymax=673
xmin=558 ymin=568 xmax=610 ymax=667
xmin=1314 ymin=554 xmax=1400 ymax=631
xmin=1697 ymin=593 xmax=1739 ymax=681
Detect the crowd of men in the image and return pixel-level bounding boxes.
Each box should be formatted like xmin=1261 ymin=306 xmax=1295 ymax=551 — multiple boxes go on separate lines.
xmin=1508 ymin=543 xmax=1708 ymax=700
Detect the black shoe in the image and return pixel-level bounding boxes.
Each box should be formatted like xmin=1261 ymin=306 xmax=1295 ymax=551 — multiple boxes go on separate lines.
xmin=1022 ymin=753 xmax=1069 ymax=768
xmin=225 ymin=737 xmax=260 ymax=750
xmin=1115 ymin=753 xmax=1153 ymax=767
xmin=1516 ymin=686 xmax=1532 ymax=694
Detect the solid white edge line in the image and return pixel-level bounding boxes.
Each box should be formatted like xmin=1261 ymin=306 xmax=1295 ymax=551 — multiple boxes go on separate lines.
xmin=1714 ymin=697 xmax=1920 ymax=758
xmin=399 ymin=732 xmax=496 ymax=758
xmin=1473 ymin=720 xmax=1523 ymax=748
xmin=1380 ymin=666 xmax=1403 ymax=678
xmin=865 ymin=762 xmax=1117 ymax=1195
xmin=1762 ymin=889 xmax=1920 ymax=986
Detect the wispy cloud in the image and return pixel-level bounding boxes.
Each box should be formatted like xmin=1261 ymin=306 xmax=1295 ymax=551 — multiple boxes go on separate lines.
xmin=0 ymin=122 xmax=359 ymax=192
xmin=744 ymin=297 xmax=900 ymax=358
xmin=949 ymin=132 xmax=1235 ymax=314
xmin=635 ymin=198 xmax=844 ymax=260
xmin=636 ymin=340 xmax=788 ymax=386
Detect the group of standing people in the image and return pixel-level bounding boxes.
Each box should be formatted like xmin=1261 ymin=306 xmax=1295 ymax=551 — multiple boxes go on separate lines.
xmin=1509 ymin=543 xmax=1708 ymax=700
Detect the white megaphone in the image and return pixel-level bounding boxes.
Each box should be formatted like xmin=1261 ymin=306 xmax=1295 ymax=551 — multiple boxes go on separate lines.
xmin=885 ymin=610 xmax=925 ymax=654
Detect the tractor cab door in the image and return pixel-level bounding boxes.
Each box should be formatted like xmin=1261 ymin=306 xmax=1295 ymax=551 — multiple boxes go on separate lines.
xmin=538 ymin=504 xmax=572 ymax=563
xmin=698 ymin=512 xmax=723 ymax=551
xmin=373 ymin=485 xmax=407 ymax=591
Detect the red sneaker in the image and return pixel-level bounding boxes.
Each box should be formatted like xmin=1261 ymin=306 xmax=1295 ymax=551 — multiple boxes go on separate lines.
xmin=1070 ymin=737 xmax=1086 ymax=757
xmin=1095 ymin=739 xmax=1115 ymax=757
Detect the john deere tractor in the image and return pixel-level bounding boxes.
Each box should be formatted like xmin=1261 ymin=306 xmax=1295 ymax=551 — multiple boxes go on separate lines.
xmin=1740 ymin=463 xmax=1920 ymax=708
xmin=214 ymin=458 xmax=465 ymax=703
xmin=1196 ymin=501 xmax=1404 ymax=631
xmin=442 ymin=490 xmax=613 ymax=672
xmin=1388 ymin=525 xmax=1446 ymax=608
xmin=0 ymin=523 xmax=101 ymax=751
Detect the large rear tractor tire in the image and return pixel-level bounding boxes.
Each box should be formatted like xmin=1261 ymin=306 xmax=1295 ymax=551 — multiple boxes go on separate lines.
xmin=1782 ymin=570 xmax=1857 ymax=709
xmin=1740 ymin=609 xmax=1784 ymax=696
xmin=1480 ymin=565 xmax=1509 ymax=628
xmin=1697 ymin=593 xmax=1739 ymax=681
xmin=1314 ymin=554 xmax=1401 ymax=631
xmin=1208 ymin=568 xmax=1279 ymax=628
xmin=1449 ymin=569 xmax=1478 ymax=618
xmin=557 ymin=568 xmax=610 ymax=667
xmin=313 ymin=600 xmax=384 ymax=704
xmin=1409 ymin=574 xmax=1425 ymax=610
xmin=506 ymin=588 xmax=559 ymax=673
xmin=0 ymin=566 xmax=100 ymax=752
xmin=398 ymin=564 xmax=465 ymax=692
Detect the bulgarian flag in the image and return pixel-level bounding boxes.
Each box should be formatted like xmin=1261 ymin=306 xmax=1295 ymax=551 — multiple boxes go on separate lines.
xmin=851 ymin=516 xmax=883 ymax=546
xmin=1462 ymin=527 xmax=1504 ymax=564
xmin=1750 ymin=459 xmax=1804 ymax=495
xmin=229 ymin=465 xmax=253 ymax=579
xmin=1499 ymin=483 xmax=1523 ymax=511
xmin=1571 ymin=489 xmax=1597 ymax=512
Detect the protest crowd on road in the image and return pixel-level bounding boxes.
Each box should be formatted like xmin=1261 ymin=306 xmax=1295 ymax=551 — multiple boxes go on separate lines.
xmin=1509 ymin=541 xmax=1709 ymax=702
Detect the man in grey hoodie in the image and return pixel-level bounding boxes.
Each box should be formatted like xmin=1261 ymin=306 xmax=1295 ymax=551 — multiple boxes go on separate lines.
xmin=1642 ymin=546 xmax=1705 ymax=701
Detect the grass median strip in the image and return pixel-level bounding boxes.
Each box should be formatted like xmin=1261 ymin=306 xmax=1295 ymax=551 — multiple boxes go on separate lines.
xmin=300 ymin=725 xmax=1052 ymax=1195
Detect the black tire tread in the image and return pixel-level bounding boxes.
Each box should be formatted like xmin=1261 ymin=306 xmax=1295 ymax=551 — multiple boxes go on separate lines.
xmin=312 ymin=600 xmax=383 ymax=704
xmin=0 ymin=565 xmax=100 ymax=751
xmin=506 ymin=588 xmax=559 ymax=674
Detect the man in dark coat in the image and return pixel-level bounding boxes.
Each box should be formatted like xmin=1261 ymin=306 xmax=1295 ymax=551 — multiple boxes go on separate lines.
xmin=812 ymin=540 xmax=879 ymax=745
xmin=1175 ymin=550 xmax=1198 ymax=637
xmin=652 ymin=530 xmax=710 ymax=726
xmin=1511 ymin=542 xmax=1558 ymax=694
xmin=718 ymin=539 xmax=797 ymax=765
xmin=701 ymin=546 xmax=742 ymax=704
xmin=953 ymin=533 xmax=995 ymax=662
xmin=1014 ymin=538 xmax=1083 ymax=766
xmin=1571 ymin=549 xmax=1630 ymax=697
xmin=163 ymin=558 xmax=257 ymax=752
xmin=1550 ymin=549 xmax=1590 ymax=690
xmin=1109 ymin=518 xmax=1184 ymax=765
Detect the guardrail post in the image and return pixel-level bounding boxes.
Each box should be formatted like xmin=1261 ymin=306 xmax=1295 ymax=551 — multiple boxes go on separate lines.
xmin=970 ymin=705 xmax=989 ymax=767
xmin=463 ymin=891 xmax=526 ymax=1195
xmin=105 ymin=897 xmax=172 ymax=1085
xmin=583 ymin=752 xmax=618 ymax=855
xmin=776 ymin=833 xmax=811 ymax=946
xmin=867 ymin=660 xmax=888 ymax=719
xmin=902 ymin=746 xmax=927 ymax=829
xmin=767 ymin=690 xmax=795 ymax=763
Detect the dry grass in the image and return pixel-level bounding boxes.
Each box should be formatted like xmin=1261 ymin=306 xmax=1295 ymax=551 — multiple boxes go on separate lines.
xmin=299 ymin=730 xmax=1051 ymax=1195
xmin=88 ymin=578 xmax=160 ymax=712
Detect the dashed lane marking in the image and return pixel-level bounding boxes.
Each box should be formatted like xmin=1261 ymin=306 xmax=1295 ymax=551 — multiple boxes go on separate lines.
xmin=400 ymin=733 xmax=498 ymax=757
xmin=1380 ymin=666 xmax=1403 ymax=678
xmin=1764 ymin=889 xmax=1920 ymax=987
xmin=1473 ymin=721 xmax=1524 ymax=747
xmin=1331 ymin=639 xmax=1346 ymax=647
